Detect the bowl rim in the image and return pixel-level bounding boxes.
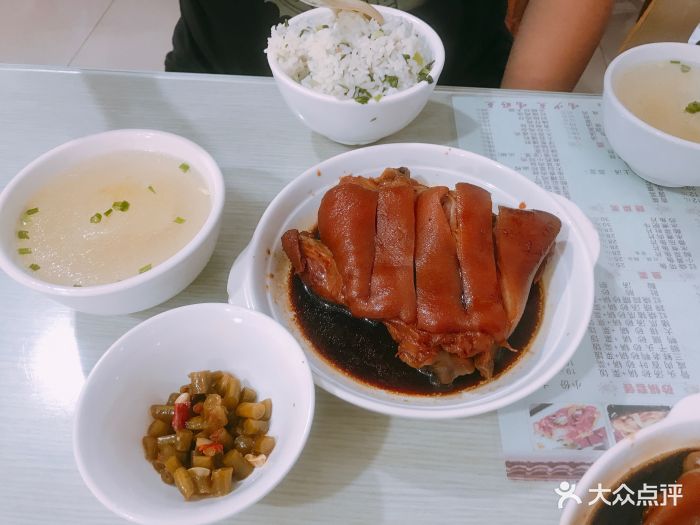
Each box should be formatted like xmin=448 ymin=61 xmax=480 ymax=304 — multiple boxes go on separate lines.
xmin=0 ymin=128 xmax=226 ymax=297
xmin=232 ymin=142 xmax=599 ymax=419
xmin=604 ymin=42 xmax=700 ymax=151
xmin=266 ymin=5 xmax=446 ymax=106
xmin=559 ymin=392 xmax=700 ymax=524
xmin=72 ymin=302 xmax=316 ymax=525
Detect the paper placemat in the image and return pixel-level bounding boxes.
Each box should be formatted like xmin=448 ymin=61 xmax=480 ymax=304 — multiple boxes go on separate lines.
xmin=452 ymin=92 xmax=700 ymax=480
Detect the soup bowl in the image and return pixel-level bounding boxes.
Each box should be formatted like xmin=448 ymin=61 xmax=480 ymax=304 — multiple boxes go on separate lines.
xmin=560 ymin=392 xmax=700 ymax=524
xmin=266 ymin=6 xmax=445 ymax=145
xmin=0 ymin=129 xmax=225 ymax=315
xmin=603 ymin=42 xmax=700 ymax=187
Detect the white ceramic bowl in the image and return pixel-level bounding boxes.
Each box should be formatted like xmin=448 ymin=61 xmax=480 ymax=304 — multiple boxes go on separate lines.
xmin=0 ymin=129 xmax=225 ymax=315
xmin=560 ymin=393 xmax=700 ymax=524
xmin=227 ymin=143 xmax=600 ymax=419
xmin=266 ymin=6 xmax=445 ymax=145
xmin=74 ymin=303 xmax=315 ymax=525
xmin=603 ymin=42 xmax=700 ymax=187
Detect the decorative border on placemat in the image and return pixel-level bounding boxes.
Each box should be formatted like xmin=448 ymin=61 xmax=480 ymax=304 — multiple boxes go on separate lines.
xmin=505 ymin=461 xmax=593 ymax=481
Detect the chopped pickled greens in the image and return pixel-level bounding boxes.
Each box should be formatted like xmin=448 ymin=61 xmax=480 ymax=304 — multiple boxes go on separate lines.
xmin=413 ymin=52 xmax=424 ymax=66
xmin=681 ymin=64 xmax=691 ymax=73
xmin=299 ymin=28 xmax=310 ymax=37
xmin=384 ymin=75 xmax=399 ymax=88
xmin=17 ymin=230 xmax=29 ymax=240
xmin=148 ymin=185 xmax=156 ymax=194
xmin=316 ymin=24 xmax=329 ymax=31
xmin=28 ymin=263 xmax=40 ymax=271
xmin=139 ymin=263 xmax=152 ymax=274
xmin=18 ymin=247 xmax=32 ymax=255
xmin=73 ymin=284 xmax=82 ymax=287
xmin=353 ymin=86 xmax=372 ymax=104
xmin=112 ymin=200 xmax=130 ymax=212
xmin=402 ymin=53 xmax=410 ymax=63
xmin=686 ymin=101 xmax=700 ymax=114
xmin=90 ymin=212 xmax=102 ymax=224
xmin=670 ymin=60 xmax=681 ymax=64
xmin=25 ymin=207 xmax=39 ymax=216
xmin=104 ymin=208 xmax=113 ymax=217
xmin=179 ymin=162 xmax=190 ymax=173
xmin=174 ymin=216 xmax=186 ymax=224
xmin=373 ymin=94 xmax=383 ymax=102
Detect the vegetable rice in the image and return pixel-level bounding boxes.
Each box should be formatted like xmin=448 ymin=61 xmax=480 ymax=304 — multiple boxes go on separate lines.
xmin=267 ymin=10 xmax=434 ymax=104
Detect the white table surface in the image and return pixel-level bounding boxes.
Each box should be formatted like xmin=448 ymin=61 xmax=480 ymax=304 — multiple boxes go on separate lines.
xmin=0 ymin=66 xmax=572 ymax=524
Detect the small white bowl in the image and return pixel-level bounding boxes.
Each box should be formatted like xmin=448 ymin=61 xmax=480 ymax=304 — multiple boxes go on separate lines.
xmin=603 ymin=42 xmax=700 ymax=187
xmin=74 ymin=303 xmax=315 ymax=525
xmin=560 ymin=393 xmax=700 ymax=524
xmin=227 ymin=143 xmax=600 ymax=419
xmin=267 ymin=6 xmax=445 ymax=145
xmin=0 ymin=129 xmax=225 ymax=315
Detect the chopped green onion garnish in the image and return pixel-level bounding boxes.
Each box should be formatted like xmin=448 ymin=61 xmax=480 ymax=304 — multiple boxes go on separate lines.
xmin=402 ymin=53 xmax=410 ymax=63
xmin=353 ymin=86 xmax=372 ymax=104
xmin=413 ymin=52 xmax=424 ymax=66
xmin=316 ymin=24 xmax=329 ymax=30
xmin=28 ymin=263 xmax=40 ymax=271
xmin=179 ymin=162 xmax=190 ymax=173
xmin=17 ymin=230 xmax=29 ymax=240
xmin=139 ymin=263 xmax=152 ymax=274
xmin=174 ymin=216 xmax=186 ymax=224
xmin=670 ymin=60 xmax=681 ymax=64
xmin=299 ymin=28 xmax=310 ymax=37
xmin=104 ymin=208 xmax=113 ymax=217
xmin=686 ymin=101 xmax=700 ymax=114
xmin=384 ymin=75 xmax=399 ymax=88
xmin=417 ymin=67 xmax=434 ymax=84
xmin=25 ymin=207 xmax=39 ymax=215
xmin=681 ymin=64 xmax=691 ymax=73
xmin=148 ymin=185 xmax=156 ymax=194
xmin=373 ymin=94 xmax=383 ymax=102
xmin=112 ymin=200 xmax=130 ymax=212
xmin=73 ymin=284 xmax=82 ymax=287
xmin=18 ymin=247 xmax=32 ymax=255
xmin=90 ymin=212 xmax=102 ymax=224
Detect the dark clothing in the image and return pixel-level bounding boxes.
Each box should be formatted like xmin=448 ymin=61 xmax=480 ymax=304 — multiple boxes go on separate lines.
xmin=165 ymin=0 xmax=513 ymax=88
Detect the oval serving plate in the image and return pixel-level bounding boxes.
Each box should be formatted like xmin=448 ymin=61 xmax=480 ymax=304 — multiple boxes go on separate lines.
xmin=227 ymin=143 xmax=599 ymax=419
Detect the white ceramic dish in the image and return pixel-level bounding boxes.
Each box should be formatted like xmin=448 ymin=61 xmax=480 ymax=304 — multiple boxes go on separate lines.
xmin=227 ymin=143 xmax=600 ymax=419
xmin=266 ymin=6 xmax=445 ymax=145
xmin=74 ymin=303 xmax=315 ymax=525
xmin=560 ymin=393 xmax=700 ymax=524
xmin=603 ymin=42 xmax=700 ymax=187
xmin=0 ymin=129 xmax=225 ymax=315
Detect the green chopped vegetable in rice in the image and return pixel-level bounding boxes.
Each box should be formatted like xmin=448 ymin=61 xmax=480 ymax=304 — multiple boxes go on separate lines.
xmin=267 ymin=11 xmax=434 ymax=103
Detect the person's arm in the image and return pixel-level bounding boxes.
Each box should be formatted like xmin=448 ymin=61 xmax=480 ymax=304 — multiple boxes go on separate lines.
xmin=500 ymin=0 xmax=614 ymax=91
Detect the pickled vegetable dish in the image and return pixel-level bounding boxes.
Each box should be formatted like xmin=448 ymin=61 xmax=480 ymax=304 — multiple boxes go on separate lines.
xmin=142 ymin=370 xmax=275 ymax=500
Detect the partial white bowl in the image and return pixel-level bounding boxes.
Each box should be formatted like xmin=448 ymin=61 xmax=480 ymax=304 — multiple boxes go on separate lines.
xmin=0 ymin=129 xmax=225 ymax=315
xmin=266 ymin=6 xmax=445 ymax=145
xmin=227 ymin=143 xmax=600 ymax=419
xmin=603 ymin=42 xmax=700 ymax=187
xmin=560 ymin=393 xmax=700 ymax=524
xmin=74 ymin=303 xmax=315 ymax=525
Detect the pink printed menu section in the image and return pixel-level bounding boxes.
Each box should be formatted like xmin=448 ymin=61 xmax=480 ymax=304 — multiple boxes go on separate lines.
xmin=452 ymin=93 xmax=700 ymax=481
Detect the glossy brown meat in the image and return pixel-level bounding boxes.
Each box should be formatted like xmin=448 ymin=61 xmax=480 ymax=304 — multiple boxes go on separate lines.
xmin=415 ymin=186 xmax=472 ymax=333
xmin=350 ymin=180 xmax=416 ymax=322
xmin=451 ymin=183 xmax=508 ymax=340
xmin=494 ymin=206 xmax=562 ymax=333
xmin=281 ymin=229 xmax=344 ymax=304
xmin=317 ymin=182 xmax=378 ymax=302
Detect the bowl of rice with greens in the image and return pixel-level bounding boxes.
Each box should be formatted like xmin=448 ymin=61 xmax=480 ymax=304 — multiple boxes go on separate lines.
xmin=266 ymin=5 xmax=444 ymax=145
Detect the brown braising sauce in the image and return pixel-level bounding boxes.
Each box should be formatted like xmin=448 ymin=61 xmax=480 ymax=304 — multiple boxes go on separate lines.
xmin=586 ymin=449 xmax=695 ymax=525
xmin=288 ymin=271 xmax=544 ymax=395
